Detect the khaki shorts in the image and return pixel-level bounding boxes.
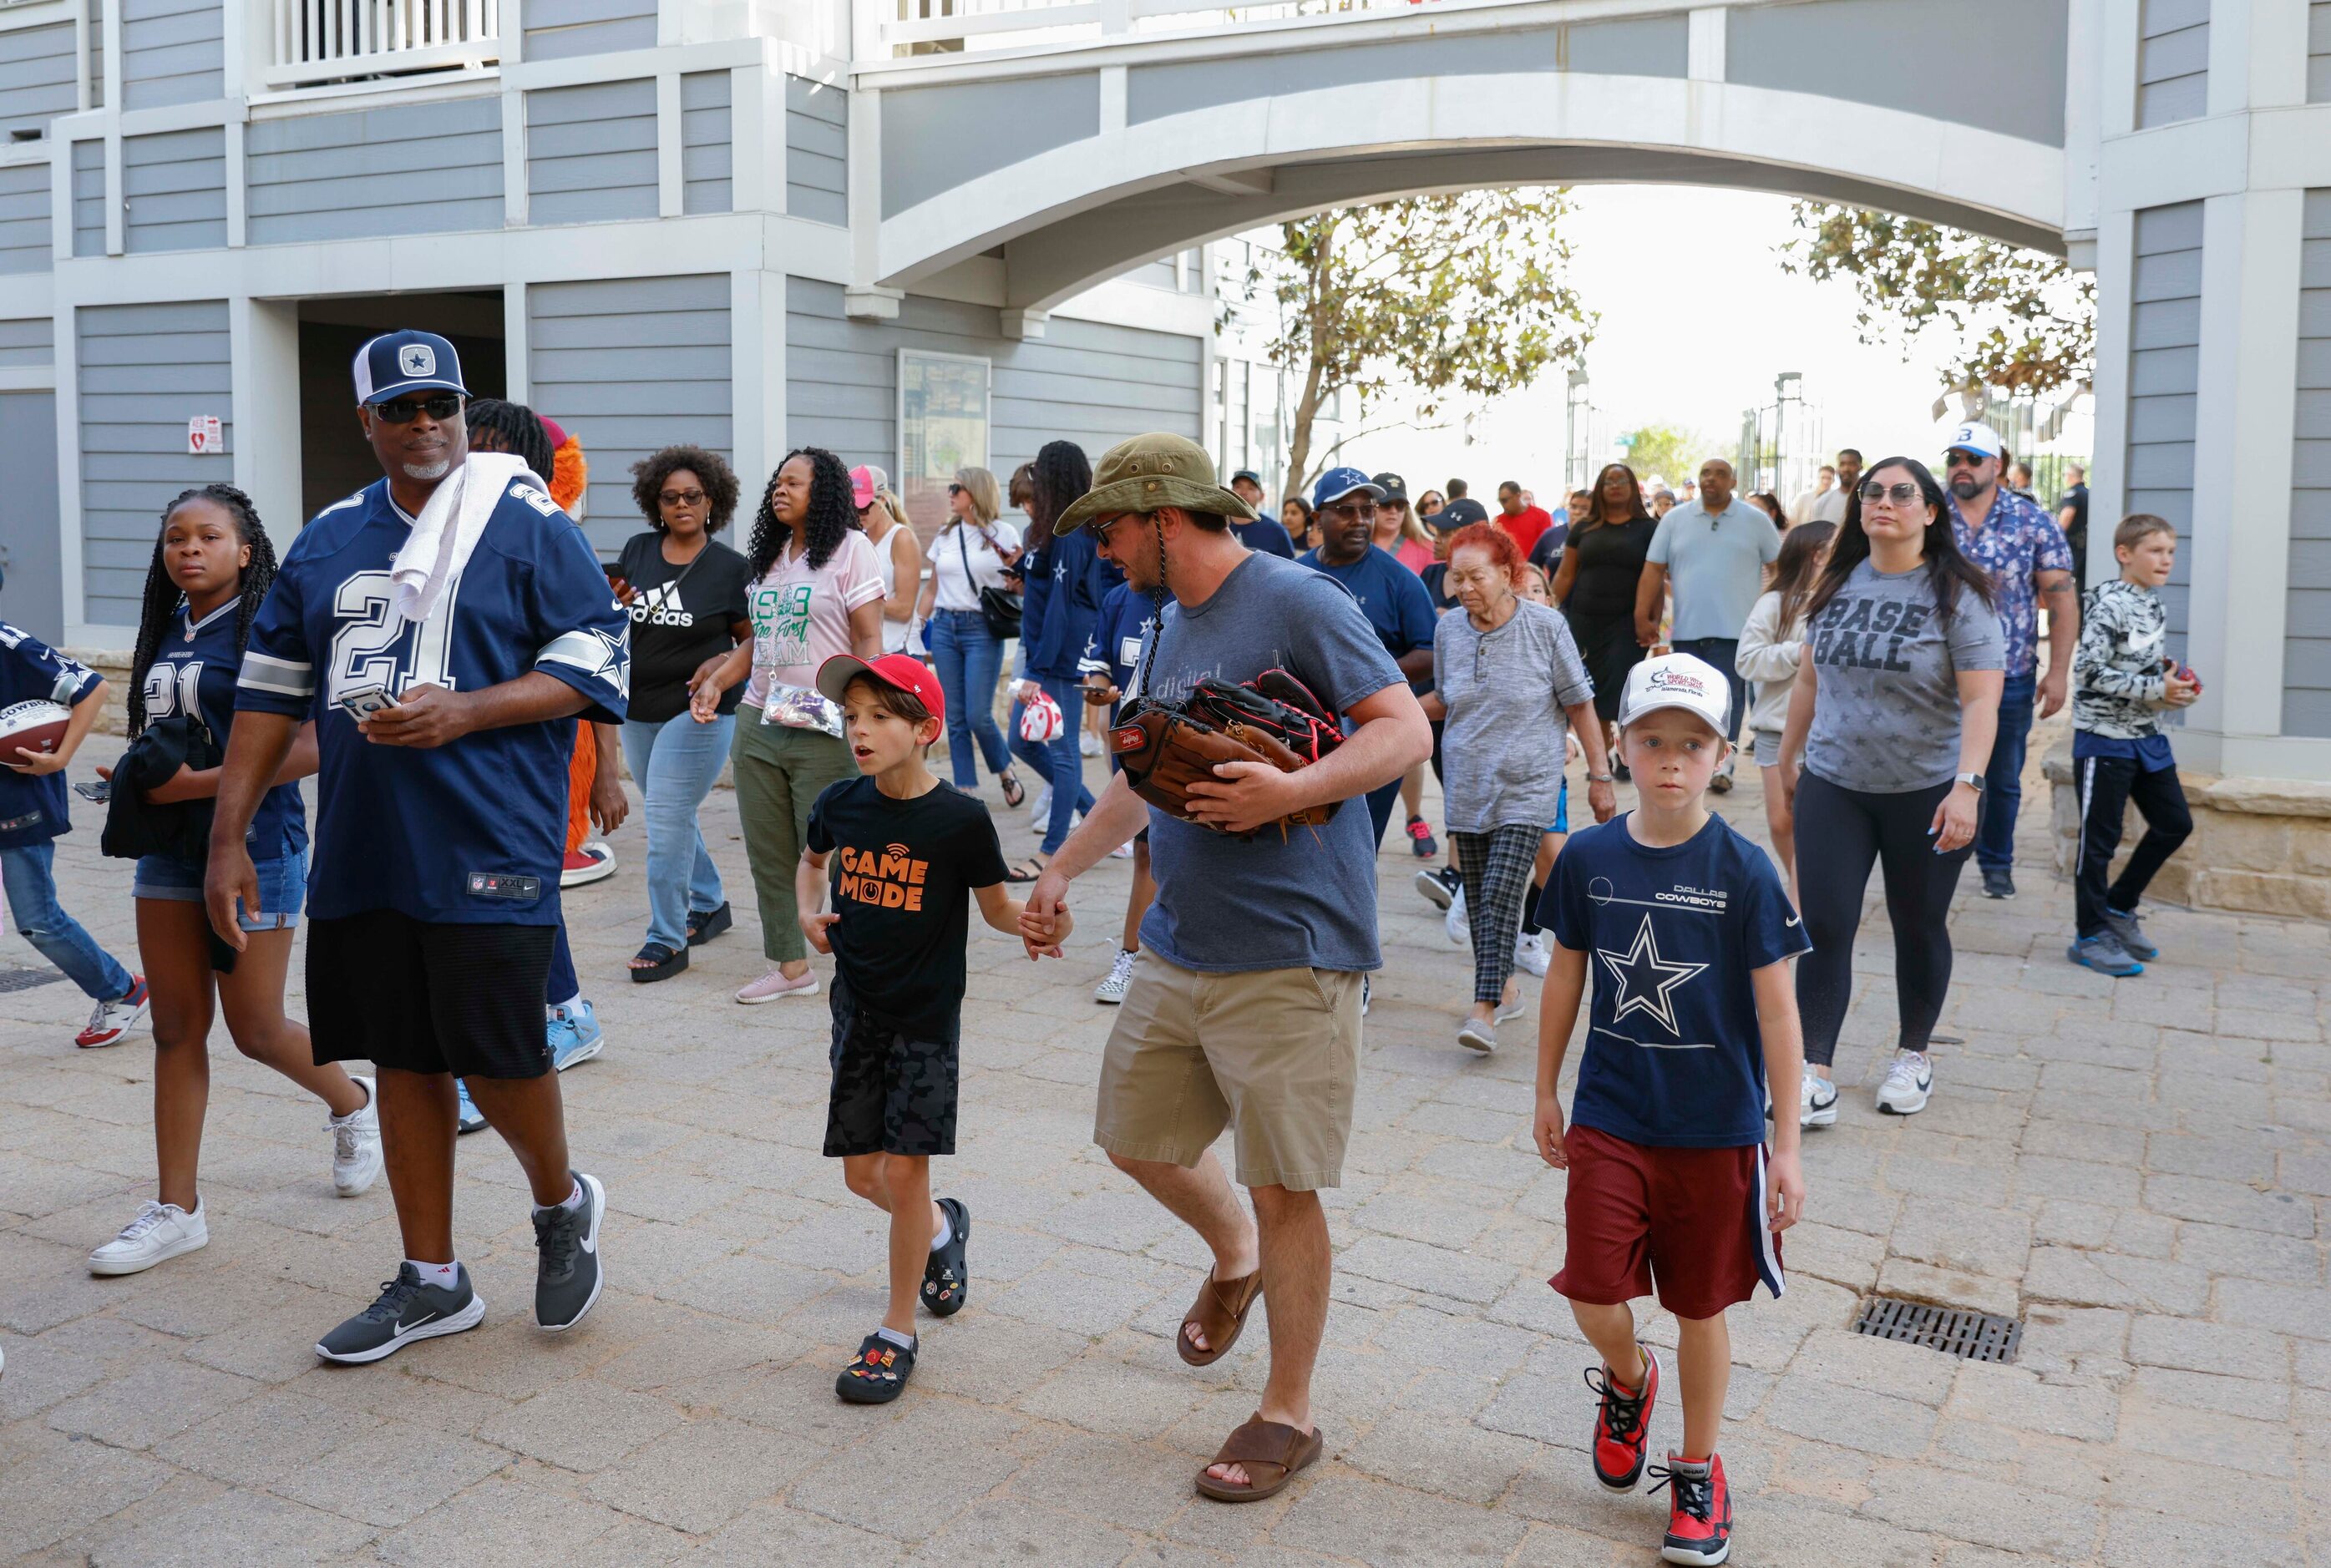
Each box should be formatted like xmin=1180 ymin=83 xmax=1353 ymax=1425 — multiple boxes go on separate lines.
xmin=1092 ymin=953 xmax=1363 ymax=1191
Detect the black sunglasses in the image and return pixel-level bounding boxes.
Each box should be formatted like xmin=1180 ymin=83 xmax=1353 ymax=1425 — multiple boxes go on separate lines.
xmin=1325 ymin=502 xmax=1377 ymax=522
xmin=946 ymin=483 xmax=964 ymax=497
xmin=369 ymin=392 xmax=463 ymax=425
xmin=1859 ymin=481 xmax=1924 ymax=504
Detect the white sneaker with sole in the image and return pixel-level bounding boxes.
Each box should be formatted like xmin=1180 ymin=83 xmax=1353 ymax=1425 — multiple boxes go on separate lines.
xmin=1513 ymin=931 xmax=1550 ymax=978
xmin=1875 ymin=1052 xmax=1933 ymax=1115
xmin=1094 ymin=948 xmax=1137 ymax=1004
xmin=331 ymin=1075 xmax=383 ymax=1196
xmin=89 ymin=1200 xmax=208 ymax=1276
xmin=1445 ymin=887 xmax=1468 ymax=945
xmin=1799 ymin=1070 xmax=1838 ymax=1129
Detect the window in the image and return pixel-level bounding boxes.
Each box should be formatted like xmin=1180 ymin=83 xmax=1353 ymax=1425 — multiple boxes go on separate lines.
xmin=897 ymin=348 xmax=991 ymax=535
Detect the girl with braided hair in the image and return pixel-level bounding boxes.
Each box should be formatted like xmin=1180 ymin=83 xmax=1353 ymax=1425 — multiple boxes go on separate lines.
xmin=690 ymin=447 xmax=886 ymax=1004
xmin=86 ymin=485 xmax=383 ymax=1279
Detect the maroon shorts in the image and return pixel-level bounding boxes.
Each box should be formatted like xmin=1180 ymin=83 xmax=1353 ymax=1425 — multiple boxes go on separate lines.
xmin=1550 ymin=1123 xmax=1785 ymax=1321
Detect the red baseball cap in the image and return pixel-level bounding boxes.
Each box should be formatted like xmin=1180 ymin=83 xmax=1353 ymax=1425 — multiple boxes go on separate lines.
xmin=815 ymin=654 xmax=945 ymax=726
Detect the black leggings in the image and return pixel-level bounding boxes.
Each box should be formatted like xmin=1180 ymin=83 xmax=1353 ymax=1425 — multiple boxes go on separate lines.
xmin=1794 ymin=771 xmax=1977 ymax=1066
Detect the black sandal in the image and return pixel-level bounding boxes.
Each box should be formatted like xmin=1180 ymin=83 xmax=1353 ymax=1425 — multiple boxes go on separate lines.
xmin=836 ymin=1331 xmax=916 ymax=1404
xmin=628 ymin=942 xmax=688 ymax=984
xmin=686 ymin=903 xmax=732 ymax=948
xmin=922 ymin=1198 xmax=970 ymax=1317
xmin=999 ymin=771 xmax=1025 ymax=808
xmin=1002 ymin=857 xmax=1047 ymax=884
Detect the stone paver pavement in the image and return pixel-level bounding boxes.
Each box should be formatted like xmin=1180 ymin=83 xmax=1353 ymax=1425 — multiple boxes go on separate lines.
xmin=3 ymin=726 xmax=2325 ymax=1565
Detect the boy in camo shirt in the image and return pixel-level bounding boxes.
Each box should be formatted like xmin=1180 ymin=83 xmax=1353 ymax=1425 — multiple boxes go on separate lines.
xmin=2068 ymin=514 xmax=2198 ymax=977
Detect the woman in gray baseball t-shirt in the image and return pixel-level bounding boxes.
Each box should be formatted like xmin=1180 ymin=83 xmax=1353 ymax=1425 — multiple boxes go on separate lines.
xmin=1776 ymin=458 xmax=2003 ymax=1130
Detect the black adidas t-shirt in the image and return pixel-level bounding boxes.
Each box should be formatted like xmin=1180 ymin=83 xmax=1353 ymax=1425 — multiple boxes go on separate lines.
xmin=616 ymin=533 xmax=752 ymax=722
xmin=807 ymin=776 xmax=1011 ymax=1042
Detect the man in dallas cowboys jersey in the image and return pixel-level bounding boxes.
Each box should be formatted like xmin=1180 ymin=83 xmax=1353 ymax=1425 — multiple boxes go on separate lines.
xmin=213 ymin=331 xmax=630 ymax=1364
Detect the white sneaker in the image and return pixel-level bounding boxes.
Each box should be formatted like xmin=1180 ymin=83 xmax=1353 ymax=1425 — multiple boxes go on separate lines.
xmin=1094 ymin=948 xmax=1137 ymax=1005
xmin=1875 ymin=1052 xmax=1933 ymax=1116
xmin=1027 ymin=783 xmax=1053 ymax=829
xmin=330 ymin=1075 xmax=383 ymax=1196
xmin=1080 ymin=730 xmax=1101 ymax=757
xmin=1495 ymin=990 xmax=1527 ymax=1024
xmin=1108 ymin=839 xmax=1134 ymax=859
xmin=89 ymin=1200 xmax=208 ymax=1276
xmin=1799 ymin=1069 xmax=1838 ymax=1128
xmin=1445 ymin=887 xmax=1468 ymax=946
xmin=1513 ymin=931 xmax=1550 ymax=978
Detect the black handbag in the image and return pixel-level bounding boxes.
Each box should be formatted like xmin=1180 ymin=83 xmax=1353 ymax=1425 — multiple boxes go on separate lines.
xmin=957 ymin=525 xmax=1022 ymax=640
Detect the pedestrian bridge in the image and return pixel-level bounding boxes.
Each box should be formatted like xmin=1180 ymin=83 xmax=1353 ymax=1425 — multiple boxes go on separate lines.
xmin=856 ymin=0 xmax=2074 ymax=312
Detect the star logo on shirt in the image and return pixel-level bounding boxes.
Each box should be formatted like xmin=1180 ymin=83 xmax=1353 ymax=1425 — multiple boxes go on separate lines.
xmin=1596 ymin=913 xmax=1707 ymax=1036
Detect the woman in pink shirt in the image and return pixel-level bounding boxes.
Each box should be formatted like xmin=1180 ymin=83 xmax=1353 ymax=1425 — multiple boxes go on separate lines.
xmin=691 ymin=448 xmax=885 ymax=1004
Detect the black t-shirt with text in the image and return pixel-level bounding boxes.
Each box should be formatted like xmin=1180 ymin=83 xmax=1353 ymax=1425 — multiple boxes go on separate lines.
xmin=616 ymin=532 xmax=752 ymax=723
xmin=806 ymin=776 xmax=1011 ymax=1042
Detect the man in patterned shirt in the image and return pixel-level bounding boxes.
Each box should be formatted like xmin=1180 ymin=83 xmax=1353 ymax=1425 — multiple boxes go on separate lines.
xmin=1941 ymin=422 xmax=2078 ymax=900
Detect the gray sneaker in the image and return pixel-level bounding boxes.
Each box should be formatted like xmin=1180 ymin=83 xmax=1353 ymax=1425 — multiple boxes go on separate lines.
xmin=2101 ymin=907 xmax=2159 ymax=961
xmin=316 ymin=1263 xmax=484 ymax=1363
xmin=2068 ymin=932 xmax=2143 ymax=978
xmin=533 ymin=1171 xmax=605 ymax=1331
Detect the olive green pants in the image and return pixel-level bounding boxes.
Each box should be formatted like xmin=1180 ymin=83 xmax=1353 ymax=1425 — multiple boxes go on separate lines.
xmin=731 ymin=716 xmax=857 ymax=964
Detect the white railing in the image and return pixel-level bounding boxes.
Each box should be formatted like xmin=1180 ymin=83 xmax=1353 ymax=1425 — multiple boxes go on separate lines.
xmin=874 ymin=0 xmax=1435 ymax=54
xmin=266 ymin=0 xmax=502 ymax=89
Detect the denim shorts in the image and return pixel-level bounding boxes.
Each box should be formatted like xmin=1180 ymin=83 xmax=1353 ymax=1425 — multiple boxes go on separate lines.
xmin=133 ymin=846 xmax=306 ymax=931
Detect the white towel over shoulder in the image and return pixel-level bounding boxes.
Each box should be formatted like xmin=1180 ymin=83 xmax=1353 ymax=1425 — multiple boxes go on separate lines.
xmin=389 ymin=452 xmax=537 ymax=625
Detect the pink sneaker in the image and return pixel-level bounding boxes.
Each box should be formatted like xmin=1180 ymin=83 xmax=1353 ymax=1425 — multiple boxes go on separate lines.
xmin=734 ymin=968 xmax=819 ymax=1005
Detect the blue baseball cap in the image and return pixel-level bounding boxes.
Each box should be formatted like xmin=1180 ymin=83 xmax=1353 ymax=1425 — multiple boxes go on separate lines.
xmin=1311 ymin=466 xmax=1385 ymax=510
xmin=353 ymin=330 xmax=468 ymax=406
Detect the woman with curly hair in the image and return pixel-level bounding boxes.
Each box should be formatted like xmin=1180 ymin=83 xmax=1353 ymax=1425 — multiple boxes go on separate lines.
xmin=611 ymin=444 xmax=751 ymax=983
xmin=691 ymin=448 xmax=886 ymax=1004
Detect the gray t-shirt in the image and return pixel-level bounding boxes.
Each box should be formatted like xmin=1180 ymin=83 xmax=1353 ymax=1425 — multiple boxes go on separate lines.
xmin=1804 ymin=559 xmax=2004 ymax=792
xmin=1433 ymin=600 xmax=1594 ymax=833
xmin=1647 ymin=499 xmax=1782 ymax=642
xmin=1137 ymin=551 xmax=1405 ymax=973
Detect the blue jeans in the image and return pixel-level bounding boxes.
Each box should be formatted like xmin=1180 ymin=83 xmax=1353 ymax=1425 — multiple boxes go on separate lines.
xmin=1978 ymin=672 xmax=2037 ymax=874
xmin=621 ymin=711 xmax=735 ymax=952
xmin=3 ymin=842 xmax=133 ymax=1001
xmin=1031 ymin=672 xmax=1095 ymax=854
xmin=927 ymin=609 xmax=1012 ymax=789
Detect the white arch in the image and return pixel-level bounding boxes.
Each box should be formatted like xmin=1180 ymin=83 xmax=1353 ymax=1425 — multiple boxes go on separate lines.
xmin=877 ymin=73 xmax=2066 ymax=310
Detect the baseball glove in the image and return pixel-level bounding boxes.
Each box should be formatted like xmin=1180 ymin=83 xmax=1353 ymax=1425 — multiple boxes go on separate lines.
xmin=1110 ymin=668 xmax=1345 ymax=836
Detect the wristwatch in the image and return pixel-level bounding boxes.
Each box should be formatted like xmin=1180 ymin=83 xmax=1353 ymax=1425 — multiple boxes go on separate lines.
xmin=1586 ymin=771 xmax=1615 ymax=784
xmin=1954 ymin=772 xmax=1986 ymax=792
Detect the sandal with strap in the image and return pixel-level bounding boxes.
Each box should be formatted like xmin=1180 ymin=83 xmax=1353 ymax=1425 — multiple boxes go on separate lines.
xmin=1002 ymin=856 xmax=1047 ymax=884
xmin=999 ymin=771 xmax=1026 ymax=808
xmin=1178 ymin=1267 xmax=1263 ymax=1368
xmin=686 ymin=902 xmax=732 ymax=948
xmin=835 ymin=1331 xmax=917 ymax=1404
xmin=1193 ymin=1413 xmax=1324 ymax=1503
xmin=921 ymin=1197 xmax=970 ymax=1317
xmin=627 ymin=941 xmax=689 ymax=984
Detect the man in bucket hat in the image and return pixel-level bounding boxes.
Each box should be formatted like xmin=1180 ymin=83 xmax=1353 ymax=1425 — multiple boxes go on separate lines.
xmin=1021 ymin=433 xmax=1432 ymax=1502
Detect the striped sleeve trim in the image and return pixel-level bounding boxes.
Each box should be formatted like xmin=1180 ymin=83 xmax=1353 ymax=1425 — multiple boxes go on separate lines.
xmin=238 ymin=652 xmax=315 ymax=698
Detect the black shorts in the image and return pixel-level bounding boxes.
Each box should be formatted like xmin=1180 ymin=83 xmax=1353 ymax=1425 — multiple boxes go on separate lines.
xmin=307 ymin=910 xmax=557 ymax=1080
xmin=825 ymin=979 xmax=958 ymax=1158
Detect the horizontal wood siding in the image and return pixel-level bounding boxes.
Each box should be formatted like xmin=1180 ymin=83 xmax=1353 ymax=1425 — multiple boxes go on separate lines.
xmin=72 ymin=138 xmax=104 ymax=256
xmin=785 ymin=76 xmax=844 ymax=226
xmin=88 ymin=0 xmax=102 ymax=107
xmin=2310 ymin=1 xmax=2330 ymax=103
xmin=0 ymin=315 xmax=53 ymax=367
xmin=246 ymin=97 xmax=504 ymax=245
xmin=681 ymin=70 xmax=729 ymax=215
xmin=2126 ymin=200 xmax=2200 ymax=667
xmin=0 ymin=162 xmax=51 ymax=275
xmin=124 ymin=126 xmax=225 ymax=253
xmin=784 ymin=277 xmax=1202 ymax=481
xmin=527 ymin=275 xmax=732 ymax=555
xmin=120 ymin=0 xmax=224 ymax=111
xmin=2136 ymin=0 xmax=2207 ymax=128
xmin=0 ymin=21 xmax=77 ymax=139
xmin=2287 ymin=190 xmax=2331 ymax=736
xmin=77 ymin=299 xmax=232 ymax=626
xmin=522 ymin=0 xmax=656 ymax=62
xmin=528 ymin=80 xmax=656 ymax=226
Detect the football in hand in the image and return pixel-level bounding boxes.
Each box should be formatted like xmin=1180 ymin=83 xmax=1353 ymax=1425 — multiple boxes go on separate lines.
xmin=0 ymin=699 xmax=72 ymax=767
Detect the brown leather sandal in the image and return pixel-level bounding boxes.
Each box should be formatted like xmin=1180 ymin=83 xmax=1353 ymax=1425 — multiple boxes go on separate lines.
xmin=1193 ymin=1414 xmax=1324 ymax=1503
xmin=1177 ymin=1267 xmax=1264 ymax=1368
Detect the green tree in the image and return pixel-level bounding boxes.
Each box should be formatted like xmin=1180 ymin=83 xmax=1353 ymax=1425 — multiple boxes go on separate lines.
xmin=1617 ymin=423 xmax=1713 ymax=491
xmin=1777 ymin=203 xmax=2094 ymax=397
xmin=1232 ymin=190 xmax=1596 ymax=491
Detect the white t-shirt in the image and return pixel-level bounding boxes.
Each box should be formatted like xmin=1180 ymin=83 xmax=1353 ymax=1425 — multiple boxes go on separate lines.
xmin=931 ymin=520 xmax=1022 ymax=612
xmin=741 ymin=529 xmax=886 ymax=713
xmin=871 ymin=524 xmax=915 ymax=655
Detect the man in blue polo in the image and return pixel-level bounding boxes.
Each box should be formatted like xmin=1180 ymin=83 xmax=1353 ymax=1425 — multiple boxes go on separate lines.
xmin=1943 ymin=421 xmax=2078 ymax=900
xmin=1634 ymin=457 xmax=1777 ymax=792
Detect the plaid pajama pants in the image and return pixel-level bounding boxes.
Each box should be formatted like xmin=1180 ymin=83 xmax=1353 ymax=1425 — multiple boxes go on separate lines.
xmin=1452 ymin=823 xmax=1543 ymax=1004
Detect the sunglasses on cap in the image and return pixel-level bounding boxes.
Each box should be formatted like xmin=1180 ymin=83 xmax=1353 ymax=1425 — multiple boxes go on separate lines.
xmin=369 ymin=392 xmax=463 ymax=425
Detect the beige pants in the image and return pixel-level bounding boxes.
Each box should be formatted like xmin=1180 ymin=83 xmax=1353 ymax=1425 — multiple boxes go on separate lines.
xmin=1092 ymin=953 xmax=1362 ymax=1191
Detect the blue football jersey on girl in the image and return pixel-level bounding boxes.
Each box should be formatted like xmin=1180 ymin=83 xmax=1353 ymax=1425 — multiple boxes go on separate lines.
xmin=235 ymin=475 xmax=628 ymax=924
xmin=0 ymin=623 xmax=103 ymax=849
xmin=144 ymin=599 xmax=308 ymax=862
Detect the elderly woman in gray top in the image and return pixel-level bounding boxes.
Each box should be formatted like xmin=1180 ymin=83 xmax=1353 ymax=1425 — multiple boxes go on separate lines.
xmin=1421 ymin=522 xmax=1616 ymax=1054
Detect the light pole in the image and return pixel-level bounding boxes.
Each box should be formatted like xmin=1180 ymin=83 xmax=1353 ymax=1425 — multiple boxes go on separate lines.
xmin=1563 ymin=367 xmax=1592 ymax=490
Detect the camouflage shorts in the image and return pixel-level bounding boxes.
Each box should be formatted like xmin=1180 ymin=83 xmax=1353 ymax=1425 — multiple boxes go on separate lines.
xmin=824 ymin=979 xmax=959 ymax=1157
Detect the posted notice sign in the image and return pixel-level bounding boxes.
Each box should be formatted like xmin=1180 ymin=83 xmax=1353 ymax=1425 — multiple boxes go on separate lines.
xmin=187 ymin=416 xmax=222 ymax=454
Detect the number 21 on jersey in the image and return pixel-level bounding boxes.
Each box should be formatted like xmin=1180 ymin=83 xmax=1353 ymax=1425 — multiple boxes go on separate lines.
xmin=327 ymin=569 xmax=457 ymax=701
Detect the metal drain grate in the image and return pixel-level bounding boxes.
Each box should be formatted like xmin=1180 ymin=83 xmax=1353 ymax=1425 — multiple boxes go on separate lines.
xmin=1853 ymin=1296 xmax=2022 ymax=1363
xmin=0 ymin=967 xmax=63 ymax=994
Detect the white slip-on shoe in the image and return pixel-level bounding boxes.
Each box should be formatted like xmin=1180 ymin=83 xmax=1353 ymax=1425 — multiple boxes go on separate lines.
xmin=331 ymin=1075 xmax=384 ymax=1196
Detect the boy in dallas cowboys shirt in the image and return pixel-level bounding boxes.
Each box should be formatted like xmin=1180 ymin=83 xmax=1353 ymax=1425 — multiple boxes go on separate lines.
xmin=1531 ymin=652 xmax=1808 ymax=1568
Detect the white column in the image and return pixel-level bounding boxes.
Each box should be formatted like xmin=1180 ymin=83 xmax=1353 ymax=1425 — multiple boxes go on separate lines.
xmin=503 ymin=284 xmax=530 ymax=404
xmin=230 ymin=296 xmax=302 ymax=534
xmin=732 ymin=268 xmax=786 ymax=487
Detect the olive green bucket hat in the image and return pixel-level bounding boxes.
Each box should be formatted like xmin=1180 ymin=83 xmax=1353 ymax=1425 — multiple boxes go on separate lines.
xmin=1051 ymin=432 xmax=1258 ymax=538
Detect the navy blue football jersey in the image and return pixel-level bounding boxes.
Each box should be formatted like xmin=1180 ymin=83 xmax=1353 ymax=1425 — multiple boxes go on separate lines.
xmin=235 ymin=474 xmax=628 ymax=924
xmin=144 ymin=599 xmax=307 ymax=862
xmin=0 ymin=622 xmax=102 ymax=848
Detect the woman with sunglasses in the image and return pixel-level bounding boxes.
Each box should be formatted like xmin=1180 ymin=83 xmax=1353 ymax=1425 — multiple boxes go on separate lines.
xmin=1777 ymin=459 xmax=2002 ymax=1125
xmin=1551 ymin=463 xmax=1658 ymax=776
xmin=917 ymin=466 xmax=1028 ymax=807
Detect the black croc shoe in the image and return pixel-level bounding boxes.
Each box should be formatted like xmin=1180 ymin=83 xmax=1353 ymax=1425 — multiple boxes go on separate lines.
xmin=837 ymin=1331 xmax=916 ymax=1404
xmin=921 ymin=1197 xmax=970 ymax=1318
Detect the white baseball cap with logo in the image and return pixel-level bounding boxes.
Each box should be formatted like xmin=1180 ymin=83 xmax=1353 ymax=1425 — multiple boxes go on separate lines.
xmin=1943 ymin=421 xmax=2005 ymax=461
xmin=1617 ymin=652 xmax=1731 ymax=736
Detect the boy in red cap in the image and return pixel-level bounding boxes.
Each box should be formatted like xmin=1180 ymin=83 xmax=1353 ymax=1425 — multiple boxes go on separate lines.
xmin=798 ymin=653 xmax=1071 ymax=1404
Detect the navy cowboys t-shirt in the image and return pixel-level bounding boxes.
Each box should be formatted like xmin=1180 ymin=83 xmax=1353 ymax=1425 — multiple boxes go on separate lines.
xmin=0 ymin=623 xmax=102 ymax=849
xmin=1541 ymin=812 xmax=1809 ymax=1148
xmin=144 ymin=599 xmax=309 ymax=862
xmin=236 ymin=473 xmax=629 ymax=924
